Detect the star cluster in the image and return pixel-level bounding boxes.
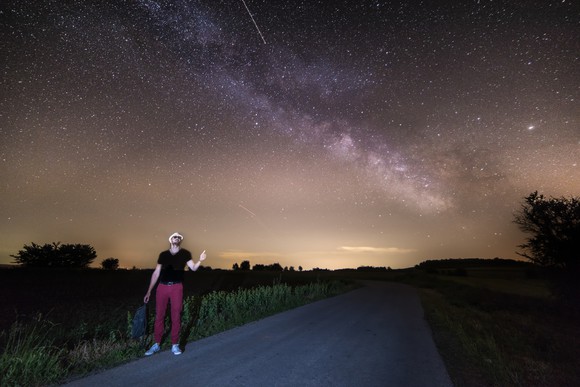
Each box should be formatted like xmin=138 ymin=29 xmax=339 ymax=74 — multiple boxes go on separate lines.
xmin=1 ymin=0 xmax=578 ymax=269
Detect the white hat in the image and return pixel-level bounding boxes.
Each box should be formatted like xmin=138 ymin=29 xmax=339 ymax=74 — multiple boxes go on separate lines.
xmin=168 ymin=232 xmax=184 ymax=243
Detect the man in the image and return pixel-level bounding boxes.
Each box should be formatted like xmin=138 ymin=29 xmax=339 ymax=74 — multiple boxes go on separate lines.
xmin=144 ymin=232 xmax=206 ymax=356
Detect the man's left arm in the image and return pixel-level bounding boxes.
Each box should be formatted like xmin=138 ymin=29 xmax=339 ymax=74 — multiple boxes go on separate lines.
xmin=186 ymin=250 xmax=206 ymax=271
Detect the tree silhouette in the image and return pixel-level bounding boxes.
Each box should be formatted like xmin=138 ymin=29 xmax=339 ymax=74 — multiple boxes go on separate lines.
xmin=240 ymin=260 xmax=251 ymax=271
xmin=101 ymin=257 xmax=119 ymax=270
xmin=11 ymin=242 xmax=97 ymax=268
xmin=252 ymin=263 xmax=283 ymax=271
xmin=267 ymin=263 xmax=283 ymax=271
xmin=514 ymin=191 xmax=580 ymax=301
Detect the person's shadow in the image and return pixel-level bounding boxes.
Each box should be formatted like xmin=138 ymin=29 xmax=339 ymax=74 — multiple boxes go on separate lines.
xmin=179 ymin=296 xmax=203 ymax=351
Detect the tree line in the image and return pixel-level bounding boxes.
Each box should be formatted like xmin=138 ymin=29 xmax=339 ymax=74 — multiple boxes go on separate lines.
xmin=8 ymin=192 xmax=580 ymax=301
xmin=231 ymin=260 xmax=303 ymax=272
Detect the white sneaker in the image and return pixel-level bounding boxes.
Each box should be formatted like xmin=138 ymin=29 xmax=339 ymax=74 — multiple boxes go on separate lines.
xmin=172 ymin=344 xmax=182 ymax=355
xmin=145 ymin=343 xmax=160 ymax=356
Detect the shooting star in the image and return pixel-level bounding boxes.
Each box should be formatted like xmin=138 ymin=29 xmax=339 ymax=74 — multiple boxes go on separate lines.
xmin=238 ymin=203 xmax=278 ymax=238
xmin=241 ymin=0 xmax=267 ymax=44
xmin=239 ymin=203 xmax=257 ymax=217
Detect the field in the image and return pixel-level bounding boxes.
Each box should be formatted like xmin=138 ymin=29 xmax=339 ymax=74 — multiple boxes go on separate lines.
xmin=1 ymin=265 xmax=579 ymax=386
xmin=430 ymin=267 xmax=552 ymax=298
xmin=0 ymin=268 xmax=333 ymax=334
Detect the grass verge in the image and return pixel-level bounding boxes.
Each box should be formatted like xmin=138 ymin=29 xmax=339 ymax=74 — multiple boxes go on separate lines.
xmin=395 ymin=271 xmax=580 ymax=386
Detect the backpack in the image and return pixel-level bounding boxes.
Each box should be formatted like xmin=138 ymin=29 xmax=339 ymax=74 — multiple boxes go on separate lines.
xmin=132 ymin=304 xmax=148 ymax=339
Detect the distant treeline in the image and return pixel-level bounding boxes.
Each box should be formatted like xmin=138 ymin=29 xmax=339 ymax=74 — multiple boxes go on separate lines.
xmin=333 ymin=266 xmax=394 ymax=272
xmin=415 ymin=257 xmax=534 ymax=269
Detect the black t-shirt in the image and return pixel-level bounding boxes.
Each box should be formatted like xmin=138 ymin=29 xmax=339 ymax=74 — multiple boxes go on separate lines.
xmin=157 ymin=249 xmax=192 ymax=283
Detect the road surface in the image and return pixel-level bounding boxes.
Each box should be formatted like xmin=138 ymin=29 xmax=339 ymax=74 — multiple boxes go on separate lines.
xmin=65 ymin=281 xmax=452 ymax=386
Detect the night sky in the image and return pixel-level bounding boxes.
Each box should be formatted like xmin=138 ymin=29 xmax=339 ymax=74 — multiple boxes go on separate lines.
xmin=1 ymin=0 xmax=578 ymax=270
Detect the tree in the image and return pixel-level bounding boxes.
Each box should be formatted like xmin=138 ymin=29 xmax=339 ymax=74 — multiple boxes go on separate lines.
xmin=232 ymin=263 xmax=240 ymax=271
xmin=268 ymin=263 xmax=283 ymax=271
xmin=514 ymin=192 xmax=580 ymax=269
xmin=514 ymin=192 xmax=580 ymax=300
xmin=11 ymin=242 xmax=97 ymax=268
xmin=240 ymin=260 xmax=251 ymax=271
xmin=101 ymin=257 xmax=119 ymax=270
xmin=252 ymin=264 xmax=266 ymax=271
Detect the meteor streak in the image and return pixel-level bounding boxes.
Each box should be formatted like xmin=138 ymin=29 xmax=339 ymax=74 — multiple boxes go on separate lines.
xmin=239 ymin=204 xmax=257 ymax=217
xmin=237 ymin=203 xmax=277 ymax=238
xmin=241 ymin=0 xmax=267 ymax=44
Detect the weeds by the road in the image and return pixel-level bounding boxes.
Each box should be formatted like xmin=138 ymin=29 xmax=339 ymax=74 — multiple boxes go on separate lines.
xmin=398 ymin=271 xmax=580 ymax=386
xmin=0 ymin=317 xmax=67 ymax=386
xmin=190 ymin=281 xmax=342 ymax=340
xmin=0 ymin=280 xmax=348 ymax=387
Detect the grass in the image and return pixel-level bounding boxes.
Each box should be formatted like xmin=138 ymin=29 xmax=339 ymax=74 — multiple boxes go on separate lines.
xmin=437 ymin=267 xmax=552 ymax=299
xmin=0 ymin=316 xmax=67 ymax=386
xmin=392 ymin=269 xmax=580 ymax=386
xmin=444 ymin=276 xmax=550 ymax=298
xmin=0 ymin=271 xmax=350 ymax=387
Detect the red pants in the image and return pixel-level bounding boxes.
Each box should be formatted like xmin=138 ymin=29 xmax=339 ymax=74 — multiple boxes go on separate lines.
xmin=154 ymin=283 xmax=183 ymax=345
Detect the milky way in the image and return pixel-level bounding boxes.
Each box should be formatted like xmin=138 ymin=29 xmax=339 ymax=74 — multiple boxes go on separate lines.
xmin=1 ymin=0 xmax=578 ymax=269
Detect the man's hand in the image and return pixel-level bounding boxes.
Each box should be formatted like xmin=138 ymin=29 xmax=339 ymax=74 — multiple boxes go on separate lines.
xmin=144 ymin=293 xmax=150 ymax=303
xmin=200 ymin=250 xmax=207 ymax=262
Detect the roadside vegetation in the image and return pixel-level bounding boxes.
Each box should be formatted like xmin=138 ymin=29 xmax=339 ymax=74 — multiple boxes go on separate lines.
xmin=391 ymin=266 xmax=580 ymax=386
xmin=0 ymin=269 xmax=350 ymax=386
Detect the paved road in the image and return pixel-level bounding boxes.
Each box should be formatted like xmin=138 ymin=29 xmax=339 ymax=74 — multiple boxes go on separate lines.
xmin=65 ymin=281 xmax=452 ymax=387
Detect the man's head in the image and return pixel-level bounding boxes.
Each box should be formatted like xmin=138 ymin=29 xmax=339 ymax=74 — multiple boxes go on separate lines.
xmin=168 ymin=232 xmax=184 ymax=244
